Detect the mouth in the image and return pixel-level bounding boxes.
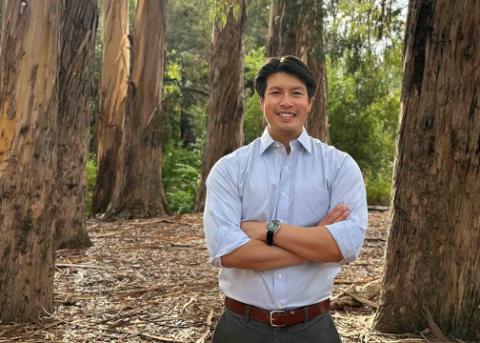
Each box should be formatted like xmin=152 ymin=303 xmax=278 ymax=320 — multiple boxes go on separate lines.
xmin=276 ymin=112 xmax=296 ymax=119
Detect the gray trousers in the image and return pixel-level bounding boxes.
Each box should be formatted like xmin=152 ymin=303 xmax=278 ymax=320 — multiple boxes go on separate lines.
xmin=212 ymin=308 xmax=342 ymax=343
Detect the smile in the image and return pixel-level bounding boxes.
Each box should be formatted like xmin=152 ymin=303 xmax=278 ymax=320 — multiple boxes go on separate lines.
xmin=277 ymin=112 xmax=296 ymax=118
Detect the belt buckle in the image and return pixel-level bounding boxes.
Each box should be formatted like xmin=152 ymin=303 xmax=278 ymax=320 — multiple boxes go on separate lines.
xmin=269 ymin=310 xmax=287 ymax=327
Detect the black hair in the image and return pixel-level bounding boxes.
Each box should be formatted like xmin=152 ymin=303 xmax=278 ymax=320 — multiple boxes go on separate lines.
xmin=254 ymin=55 xmax=316 ymax=100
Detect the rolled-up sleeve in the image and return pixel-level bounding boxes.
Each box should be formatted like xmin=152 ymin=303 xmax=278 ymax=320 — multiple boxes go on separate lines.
xmin=326 ymin=155 xmax=368 ymax=264
xmin=203 ymin=158 xmax=250 ymax=267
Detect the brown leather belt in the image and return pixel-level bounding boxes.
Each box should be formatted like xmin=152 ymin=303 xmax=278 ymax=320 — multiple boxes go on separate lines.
xmin=224 ymin=297 xmax=330 ymax=327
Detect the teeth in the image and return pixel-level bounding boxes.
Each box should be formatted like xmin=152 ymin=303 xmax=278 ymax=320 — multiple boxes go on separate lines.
xmin=278 ymin=113 xmax=295 ymax=118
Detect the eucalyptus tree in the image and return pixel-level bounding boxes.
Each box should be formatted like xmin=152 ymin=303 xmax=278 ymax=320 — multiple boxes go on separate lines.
xmin=106 ymin=0 xmax=169 ymax=218
xmin=195 ymin=0 xmax=247 ymax=211
xmin=55 ymin=0 xmax=98 ymax=249
xmin=0 ymin=0 xmax=60 ymax=321
xmin=375 ymin=0 xmax=480 ymax=340
xmin=93 ymin=0 xmax=130 ymax=215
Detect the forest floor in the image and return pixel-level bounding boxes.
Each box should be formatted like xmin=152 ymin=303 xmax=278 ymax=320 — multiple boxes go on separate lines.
xmin=0 ymin=210 xmax=462 ymax=343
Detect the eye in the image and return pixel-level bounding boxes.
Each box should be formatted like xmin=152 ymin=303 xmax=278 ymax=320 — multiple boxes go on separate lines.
xmin=292 ymin=91 xmax=304 ymax=97
xmin=269 ymin=90 xmax=281 ymax=95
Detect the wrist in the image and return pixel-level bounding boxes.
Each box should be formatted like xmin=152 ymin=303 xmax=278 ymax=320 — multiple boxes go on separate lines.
xmin=266 ymin=220 xmax=281 ymax=245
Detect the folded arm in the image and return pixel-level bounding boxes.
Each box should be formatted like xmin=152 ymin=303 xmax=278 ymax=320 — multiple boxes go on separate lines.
xmin=241 ymin=205 xmax=350 ymax=263
xmin=203 ymin=158 xmax=307 ymax=271
xmin=221 ymin=239 xmax=306 ymax=270
xmin=204 ymin=154 xmax=367 ymax=270
xmin=241 ymin=155 xmax=368 ymax=265
xmin=224 ymin=204 xmax=350 ymax=268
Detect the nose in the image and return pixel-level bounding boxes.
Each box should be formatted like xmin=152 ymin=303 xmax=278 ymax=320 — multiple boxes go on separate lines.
xmin=279 ymin=94 xmax=294 ymax=107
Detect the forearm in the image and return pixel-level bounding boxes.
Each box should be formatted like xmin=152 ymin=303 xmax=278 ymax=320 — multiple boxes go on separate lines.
xmin=275 ymin=224 xmax=343 ymax=263
xmin=221 ymin=239 xmax=307 ymax=270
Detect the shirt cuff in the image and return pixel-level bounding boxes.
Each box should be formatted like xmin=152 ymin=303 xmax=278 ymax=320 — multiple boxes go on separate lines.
xmin=326 ymin=221 xmax=357 ymax=265
xmin=209 ymin=227 xmax=251 ymax=267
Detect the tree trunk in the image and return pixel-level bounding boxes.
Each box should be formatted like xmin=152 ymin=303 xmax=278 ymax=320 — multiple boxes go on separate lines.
xmin=303 ymin=0 xmax=329 ymax=142
xmin=55 ymin=0 xmax=98 ymax=249
xmin=374 ymin=0 xmax=480 ymax=340
xmin=0 ymin=0 xmax=60 ymax=321
xmin=266 ymin=0 xmax=284 ymax=57
xmin=267 ymin=0 xmax=329 ymax=142
xmin=195 ymin=0 xmax=246 ymax=212
xmin=0 ymin=1 xmax=3 ymax=41
xmin=93 ymin=0 xmax=129 ymax=215
xmin=106 ymin=0 xmax=168 ymax=218
xmin=267 ymin=0 xmax=301 ymax=57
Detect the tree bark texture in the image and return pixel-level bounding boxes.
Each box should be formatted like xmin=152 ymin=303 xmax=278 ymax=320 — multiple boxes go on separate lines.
xmin=55 ymin=0 xmax=98 ymax=249
xmin=374 ymin=0 xmax=480 ymax=340
xmin=106 ymin=0 xmax=168 ymax=218
xmin=195 ymin=0 xmax=246 ymax=212
xmin=267 ymin=0 xmax=301 ymax=57
xmin=0 ymin=0 xmax=60 ymax=321
xmin=267 ymin=0 xmax=329 ymax=142
xmin=302 ymin=1 xmax=329 ymax=142
xmin=93 ymin=0 xmax=129 ymax=215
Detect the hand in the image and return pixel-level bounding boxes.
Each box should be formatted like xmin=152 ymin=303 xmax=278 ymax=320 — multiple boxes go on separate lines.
xmin=240 ymin=221 xmax=267 ymax=241
xmin=318 ymin=204 xmax=350 ymax=226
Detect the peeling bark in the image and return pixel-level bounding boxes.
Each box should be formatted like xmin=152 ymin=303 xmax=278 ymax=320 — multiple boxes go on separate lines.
xmin=106 ymin=0 xmax=168 ymax=218
xmin=93 ymin=0 xmax=129 ymax=215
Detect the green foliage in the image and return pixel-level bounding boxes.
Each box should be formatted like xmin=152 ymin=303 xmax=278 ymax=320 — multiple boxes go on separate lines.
xmin=129 ymin=0 xmax=137 ymax=32
xmin=162 ymin=144 xmax=202 ymax=213
xmin=244 ymin=47 xmax=266 ymax=144
xmin=326 ymin=0 xmax=405 ymax=69
xmin=244 ymin=0 xmax=269 ymax=52
xmin=326 ymin=0 xmax=404 ymax=205
xmin=164 ymin=0 xmax=210 ymax=148
xmin=327 ymin=51 xmax=401 ymax=205
xmin=208 ymin=0 xmax=242 ymax=28
xmin=365 ymin=168 xmax=393 ymax=206
xmin=85 ymin=155 xmax=97 ymax=217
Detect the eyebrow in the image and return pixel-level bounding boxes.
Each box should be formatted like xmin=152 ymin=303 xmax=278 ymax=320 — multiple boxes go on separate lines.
xmin=267 ymin=86 xmax=305 ymax=91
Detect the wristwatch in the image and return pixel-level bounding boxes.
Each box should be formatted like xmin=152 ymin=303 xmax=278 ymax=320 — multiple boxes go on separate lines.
xmin=266 ymin=220 xmax=281 ymax=245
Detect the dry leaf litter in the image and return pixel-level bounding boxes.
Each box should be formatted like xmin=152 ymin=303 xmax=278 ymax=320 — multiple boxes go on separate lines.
xmin=0 ymin=210 xmax=467 ymax=342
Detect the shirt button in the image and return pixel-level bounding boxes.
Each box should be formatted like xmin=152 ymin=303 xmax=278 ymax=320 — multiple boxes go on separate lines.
xmin=282 ymin=192 xmax=287 ymax=196
xmin=278 ymin=274 xmax=282 ymax=279
xmin=284 ymin=166 xmax=289 ymax=170
xmin=279 ymin=219 xmax=284 ymax=223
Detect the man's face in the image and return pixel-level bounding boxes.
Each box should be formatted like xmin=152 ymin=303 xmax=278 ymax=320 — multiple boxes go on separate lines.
xmin=261 ymin=72 xmax=313 ymax=144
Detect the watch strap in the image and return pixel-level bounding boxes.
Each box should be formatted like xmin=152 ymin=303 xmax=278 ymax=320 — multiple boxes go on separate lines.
xmin=266 ymin=220 xmax=281 ymax=245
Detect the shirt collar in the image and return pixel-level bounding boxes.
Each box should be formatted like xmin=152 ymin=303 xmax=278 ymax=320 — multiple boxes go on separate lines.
xmin=297 ymin=128 xmax=313 ymax=154
xmin=260 ymin=128 xmax=312 ymax=154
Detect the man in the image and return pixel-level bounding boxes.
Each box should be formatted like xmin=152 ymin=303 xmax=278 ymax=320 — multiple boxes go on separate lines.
xmin=203 ymin=56 xmax=368 ymax=342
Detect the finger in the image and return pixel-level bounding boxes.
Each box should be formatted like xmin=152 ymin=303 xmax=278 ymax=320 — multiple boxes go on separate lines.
xmin=337 ymin=210 xmax=350 ymax=221
xmin=330 ymin=204 xmax=347 ymax=216
xmin=332 ymin=212 xmax=350 ymax=225
xmin=323 ymin=207 xmax=342 ymax=222
xmin=329 ymin=206 xmax=348 ymax=220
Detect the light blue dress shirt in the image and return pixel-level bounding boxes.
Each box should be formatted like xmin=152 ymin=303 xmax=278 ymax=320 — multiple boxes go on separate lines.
xmin=203 ymin=128 xmax=368 ymax=310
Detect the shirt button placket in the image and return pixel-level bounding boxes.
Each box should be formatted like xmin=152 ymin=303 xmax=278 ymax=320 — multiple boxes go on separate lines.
xmin=276 ymin=160 xmax=290 ymax=309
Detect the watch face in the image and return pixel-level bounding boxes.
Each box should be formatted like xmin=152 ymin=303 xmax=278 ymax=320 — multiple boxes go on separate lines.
xmin=268 ymin=220 xmax=280 ymax=233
